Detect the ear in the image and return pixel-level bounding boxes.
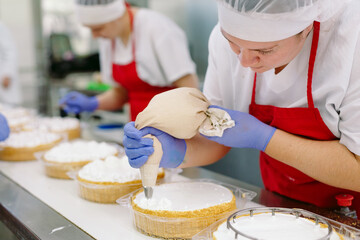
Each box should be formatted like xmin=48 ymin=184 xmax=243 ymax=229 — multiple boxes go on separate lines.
xmin=301 ymin=23 xmax=314 ymax=39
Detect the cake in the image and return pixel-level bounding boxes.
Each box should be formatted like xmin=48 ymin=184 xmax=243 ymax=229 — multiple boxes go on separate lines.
xmin=77 ymin=155 xmax=164 ymax=203
xmin=0 ymin=106 xmax=35 ymax=131
xmin=23 ymin=117 xmax=81 ymax=140
xmin=0 ymin=131 xmax=62 ymax=161
xmin=130 ymin=181 xmax=237 ymax=239
xmin=212 ymin=211 xmax=344 ymax=240
xmin=43 ymin=140 xmax=119 ymax=179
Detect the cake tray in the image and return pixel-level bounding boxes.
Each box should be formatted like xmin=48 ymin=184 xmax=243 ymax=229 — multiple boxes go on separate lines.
xmin=117 ymin=178 xmax=257 ymax=239
xmin=192 ymin=207 xmax=360 ymax=240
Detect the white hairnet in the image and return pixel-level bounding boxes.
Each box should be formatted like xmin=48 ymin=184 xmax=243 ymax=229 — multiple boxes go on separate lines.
xmin=217 ymin=0 xmax=350 ymax=41
xmin=74 ymin=0 xmax=125 ymax=26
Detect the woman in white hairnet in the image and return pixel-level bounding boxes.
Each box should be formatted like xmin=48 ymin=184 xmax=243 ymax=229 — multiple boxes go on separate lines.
xmin=0 ymin=22 xmax=22 ymax=105
xmin=123 ymin=0 xmax=360 ymax=216
xmin=59 ymin=0 xmax=198 ymax=121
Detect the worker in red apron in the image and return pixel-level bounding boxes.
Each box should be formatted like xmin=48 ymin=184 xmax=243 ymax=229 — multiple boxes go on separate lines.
xmin=59 ymin=0 xmax=198 ymax=121
xmin=123 ymin=0 xmax=360 ymax=217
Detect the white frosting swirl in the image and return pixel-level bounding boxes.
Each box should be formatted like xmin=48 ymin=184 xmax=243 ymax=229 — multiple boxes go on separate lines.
xmin=24 ymin=117 xmax=80 ymax=132
xmin=44 ymin=141 xmax=118 ymax=163
xmin=0 ymin=107 xmax=35 ymax=128
xmin=133 ymin=182 xmax=234 ymax=211
xmin=213 ymin=213 xmax=341 ymax=240
xmin=0 ymin=131 xmax=61 ymax=148
xmin=78 ymin=155 xmax=159 ymax=183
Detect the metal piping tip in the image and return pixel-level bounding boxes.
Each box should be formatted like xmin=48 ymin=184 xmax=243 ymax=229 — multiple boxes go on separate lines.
xmin=144 ymin=186 xmax=153 ymax=199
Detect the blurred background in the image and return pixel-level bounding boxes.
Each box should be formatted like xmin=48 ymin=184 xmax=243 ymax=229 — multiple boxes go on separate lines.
xmin=0 ymin=0 xmax=261 ymax=187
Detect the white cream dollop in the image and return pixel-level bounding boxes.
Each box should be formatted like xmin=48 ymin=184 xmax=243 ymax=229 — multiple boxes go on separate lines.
xmin=213 ymin=213 xmax=341 ymax=240
xmin=133 ymin=182 xmax=234 ymax=211
xmin=0 ymin=131 xmax=61 ymax=148
xmin=0 ymin=107 xmax=35 ymax=129
xmin=44 ymin=140 xmax=118 ymax=163
xmin=24 ymin=117 xmax=80 ymax=132
xmin=78 ymin=155 xmax=162 ymax=183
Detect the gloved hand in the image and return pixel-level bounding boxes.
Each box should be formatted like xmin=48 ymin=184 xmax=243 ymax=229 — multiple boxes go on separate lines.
xmin=58 ymin=91 xmax=98 ymax=114
xmin=0 ymin=113 xmax=10 ymax=141
xmin=201 ymin=105 xmax=276 ymax=151
xmin=123 ymin=122 xmax=186 ymax=168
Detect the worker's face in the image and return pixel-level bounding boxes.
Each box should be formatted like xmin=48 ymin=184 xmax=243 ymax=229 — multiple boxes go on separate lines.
xmin=221 ymin=24 xmax=313 ymax=73
xmin=86 ymin=16 xmax=126 ymax=39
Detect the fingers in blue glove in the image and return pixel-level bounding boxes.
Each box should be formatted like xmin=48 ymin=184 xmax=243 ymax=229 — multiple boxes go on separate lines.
xmin=123 ymin=135 xmax=153 ymax=148
xmin=63 ymin=105 xmax=81 ymax=114
xmin=139 ymin=127 xmax=165 ymax=137
xmin=125 ymin=146 xmax=154 ymax=159
xmin=124 ymin=122 xmax=165 ymax=139
xmin=59 ymin=91 xmax=78 ymax=105
xmin=0 ymin=114 xmax=10 ymax=141
xmin=129 ymin=156 xmax=151 ymax=168
xmin=124 ymin=122 xmax=142 ymax=139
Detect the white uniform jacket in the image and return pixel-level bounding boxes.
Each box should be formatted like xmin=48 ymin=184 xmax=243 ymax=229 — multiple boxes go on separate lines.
xmin=203 ymin=1 xmax=360 ymax=156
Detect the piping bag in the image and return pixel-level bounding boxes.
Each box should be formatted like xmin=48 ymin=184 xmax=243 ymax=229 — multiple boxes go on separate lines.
xmin=134 ymin=87 xmax=235 ymax=199
xmin=139 ymin=135 xmax=162 ymax=199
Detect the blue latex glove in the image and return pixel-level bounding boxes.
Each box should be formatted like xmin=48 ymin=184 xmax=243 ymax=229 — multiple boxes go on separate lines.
xmin=0 ymin=113 xmax=10 ymax=141
xmin=123 ymin=122 xmax=186 ymax=168
xmin=58 ymin=91 xmax=98 ymax=114
xmin=201 ymin=105 xmax=276 ymax=151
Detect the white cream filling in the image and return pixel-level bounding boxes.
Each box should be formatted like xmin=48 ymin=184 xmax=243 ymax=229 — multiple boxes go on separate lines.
xmin=0 ymin=131 xmax=61 ymax=148
xmin=133 ymin=182 xmax=233 ymax=211
xmin=1 ymin=107 xmax=35 ymax=128
xmin=78 ymin=155 xmax=162 ymax=183
xmin=44 ymin=140 xmax=118 ymax=163
xmin=213 ymin=213 xmax=341 ymax=240
xmin=24 ymin=117 xmax=80 ymax=132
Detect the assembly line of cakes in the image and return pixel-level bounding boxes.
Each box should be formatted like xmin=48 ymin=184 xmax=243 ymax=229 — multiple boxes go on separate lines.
xmin=0 ymin=104 xmax=358 ymax=240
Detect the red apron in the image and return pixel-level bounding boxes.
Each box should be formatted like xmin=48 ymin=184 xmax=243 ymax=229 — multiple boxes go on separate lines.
xmin=112 ymin=3 xmax=173 ymax=121
xmin=249 ymin=21 xmax=360 ymax=216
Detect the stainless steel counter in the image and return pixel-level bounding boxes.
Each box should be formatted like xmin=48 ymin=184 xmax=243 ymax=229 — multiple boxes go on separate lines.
xmin=0 ymin=160 xmax=262 ymax=240
xmin=0 ymin=172 xmax=94 ymax=240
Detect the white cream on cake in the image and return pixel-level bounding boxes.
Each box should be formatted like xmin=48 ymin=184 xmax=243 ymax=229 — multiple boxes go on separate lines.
xmin=213 ymin=212 xmax=341 ymax=240
xmin=44 ymin=141 xmax=118 ymax=163
xmin=0 ymin=107 xmax=35 ymax=128
xmin=78 ymin=155 xmax=159 ymax=183
xmin=25 ymin=117 xmax=79 ymax=132
xmin=133 ymin=182 xmax=234 ymax=211
xmin=0 ymin=131 xmax=61 ymax=148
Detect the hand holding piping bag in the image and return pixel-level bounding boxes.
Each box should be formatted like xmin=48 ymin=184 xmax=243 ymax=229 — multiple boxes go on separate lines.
xmin=123 ymin=88 xmax=276 ymax=198
xmin=124 ymin=87 xmax=210 ymax=198
xmin=124 ymin=122 xmax=186 ymax=198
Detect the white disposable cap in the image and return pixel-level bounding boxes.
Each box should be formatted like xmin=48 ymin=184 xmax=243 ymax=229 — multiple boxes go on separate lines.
xmin=75 ymin=0 xmax=125 ymax=26
xmin=217 ymin=0 xmax=350 ymax=42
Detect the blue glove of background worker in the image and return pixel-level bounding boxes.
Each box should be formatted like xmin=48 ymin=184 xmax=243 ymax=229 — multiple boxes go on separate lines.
xmin=0 ymin=113 xmax=10 ymax=141
xmin=202 ymin=106 xmax=276 ymax=151
xmin=123 ymin=122 xmax=186 ymax=168
xmin=58 ymin=91 xmax=98 ymax=114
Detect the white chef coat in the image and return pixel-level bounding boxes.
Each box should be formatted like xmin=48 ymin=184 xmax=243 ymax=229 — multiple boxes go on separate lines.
xmin=99 ymin=8 xmax=196 ymax=87
xmin=203 ymin=1 xmax=360 ymax=156
xmin=0 ymin=22 xmax=21 ymax=105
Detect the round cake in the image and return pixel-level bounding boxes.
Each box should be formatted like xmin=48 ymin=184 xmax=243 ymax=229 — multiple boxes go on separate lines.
xmin=0 ymin=107 xmax=35 ymax=131
xmin=23 ymin=117 xmax=81 ymax=140
xmin=77 ymin=155 xmax=164 ymax=203
xmin=0 ymin=131 xmax=62 ymax=161
xmin=213 ymin=211 xmax=344 ymax=240
xmin=43 ymin=140 xmax=119 ymax=179
xmin=130 ymin=181 xmax=237 ymax=239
